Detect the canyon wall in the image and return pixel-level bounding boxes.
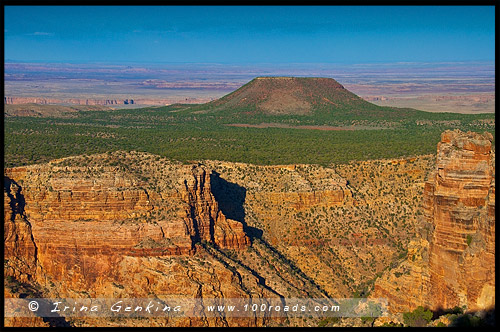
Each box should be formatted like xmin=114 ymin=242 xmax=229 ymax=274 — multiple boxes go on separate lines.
xmin=373 ymin=129 xmax=495 ymax=314
xmin=425 ymin=130 xmax=495 ymax=312
xmin=4 ymin=158 xmax=250 ymax=296
xmin=4 ymin=156 xmax=351 ymax=297
xmin=5 ymin=152 xmax=343 ymax=327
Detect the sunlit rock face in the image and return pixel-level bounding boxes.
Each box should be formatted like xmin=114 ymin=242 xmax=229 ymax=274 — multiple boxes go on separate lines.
xmin=425 ymin=130 xmax=495 ymax=312
xmin=4 ymin=155 xmax=250 ymax=293
xmin=373 ymin=129 xmax=495 ymax=314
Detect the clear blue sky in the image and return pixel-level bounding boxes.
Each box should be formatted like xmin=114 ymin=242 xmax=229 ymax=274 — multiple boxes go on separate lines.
xmin=4 ymin=5 xmax=495 ymax=63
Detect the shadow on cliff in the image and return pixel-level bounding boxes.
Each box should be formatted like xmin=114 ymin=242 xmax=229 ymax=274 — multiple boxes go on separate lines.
xmin=7 ymin=277 xmax=72 ymax=327
xmin=431 ymin=306 xmax=495 ymax=327
xmin=4 ymin=176 xmax=26 ymax=220
xmin=210 ymin=171 xmax=263 ymax=240
xmin=210 ymin=172 xmax=329 ymax=298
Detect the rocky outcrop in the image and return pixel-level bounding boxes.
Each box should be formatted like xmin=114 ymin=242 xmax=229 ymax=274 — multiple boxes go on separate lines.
xmin=4 ymin=156 xmax=250 ymax=294
xmin=425 ymin=130 xmax=495 ymax=312
xmin=4 ymin=175 xmax=38 ymax=283
xmin=180 ymin=165 xmax=250 ymax=249
xmin=373 ymin=130 xmax=495 ymax=314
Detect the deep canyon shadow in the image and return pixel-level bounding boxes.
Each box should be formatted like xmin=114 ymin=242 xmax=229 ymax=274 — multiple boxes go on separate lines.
xmin=210 ymin=172 xmax=328 ymax=297
xmin=210 ymin=171 xmax=263 ymax=240
xmin=432 ymin=306 xmax=495 ymax=327
xmin=4 ymin=176 xmax=26 ymax=220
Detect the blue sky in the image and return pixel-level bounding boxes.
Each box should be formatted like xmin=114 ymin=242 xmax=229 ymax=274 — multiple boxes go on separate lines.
xmin=4 ymin=6 xmax=495 ymax=63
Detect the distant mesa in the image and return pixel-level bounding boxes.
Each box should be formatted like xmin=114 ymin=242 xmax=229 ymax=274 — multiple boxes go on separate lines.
xmin=4 ymin=97 xmax=134 ymax=106
xmin=189 ymin=76 xmax=396 ymax=118
xmin=4 ymin=103 xmax=112 ymax=118
xmin=198 ymin=77 xmax=345 ymax=115
xmin=4 ymin=96 xmax=207 ymax=107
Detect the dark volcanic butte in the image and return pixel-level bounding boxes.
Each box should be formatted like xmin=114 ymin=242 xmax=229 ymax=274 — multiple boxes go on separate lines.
xmin=196 ymin=76 xmax=365 ymax=115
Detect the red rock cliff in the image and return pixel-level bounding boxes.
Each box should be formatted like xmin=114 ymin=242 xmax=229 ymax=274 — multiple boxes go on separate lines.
xmin=3 ymin=153 xmax=300 ymax=327
xmin=4 ymin=156 xmax=250 ymax=292
xmin=373 ymin=129 xmax=495 ymax=314
xmin=180 ymin=165 xmax=250 ymax=249
xmin=425 ymin=130 xmax=495 ymax=312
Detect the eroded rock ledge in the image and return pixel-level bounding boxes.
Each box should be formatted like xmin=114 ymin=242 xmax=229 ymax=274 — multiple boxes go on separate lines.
xmin=4 ymin=157 xmax=251 ymax=286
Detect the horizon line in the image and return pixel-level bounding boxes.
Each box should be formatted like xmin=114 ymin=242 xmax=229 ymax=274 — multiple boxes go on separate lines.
xmin=5 ymin=59 xmax=495 ymax=65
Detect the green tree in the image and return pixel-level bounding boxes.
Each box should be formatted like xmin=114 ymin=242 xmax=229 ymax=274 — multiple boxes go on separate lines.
xmin=403 ymin=306 xmax=433 ymax=327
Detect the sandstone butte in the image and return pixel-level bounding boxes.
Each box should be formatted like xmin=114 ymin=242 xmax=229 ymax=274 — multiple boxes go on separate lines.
xmin=372 ymin=129 xmax=495 ymax=317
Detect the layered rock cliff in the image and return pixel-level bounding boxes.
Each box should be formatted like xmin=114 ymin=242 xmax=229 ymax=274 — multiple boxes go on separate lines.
xmin=180 ymin=165 xmax=250 ymax=250
xmin=4 ymin=156 xmax=253 ymax=293
xmin=373 ymin=129 xmax=495 ymax=315
xmin=204 ymin=159 xmax=427 ymax=298
xmin=5 ymin=152 xmax=333 ymax=327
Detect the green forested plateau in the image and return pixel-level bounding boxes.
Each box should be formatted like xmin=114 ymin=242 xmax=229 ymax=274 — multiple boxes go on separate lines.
xmin=4 ymin=101 xmax=495 ymax=168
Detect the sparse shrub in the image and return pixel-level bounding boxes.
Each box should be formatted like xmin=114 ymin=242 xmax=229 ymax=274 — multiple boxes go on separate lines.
xmin=449 ymin=314 xmax=485 ymax=327
xmin=381 ymin=321 xmax=403 ymax=327
xmin=317 ymin=317 xmax=339 ymax=327
xmin=403 ymin=306 xmax=433 ymax=327
xmin=466 ymin=234 xmax=473 ymax=246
